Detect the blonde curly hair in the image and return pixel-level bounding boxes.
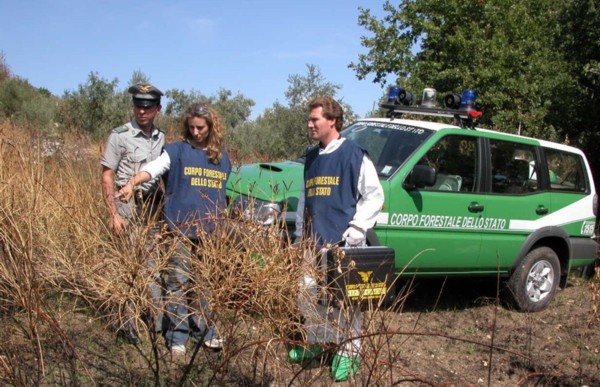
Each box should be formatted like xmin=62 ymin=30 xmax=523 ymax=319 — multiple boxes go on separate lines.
xmin=181 ymin=103 xmax=225 ymax=164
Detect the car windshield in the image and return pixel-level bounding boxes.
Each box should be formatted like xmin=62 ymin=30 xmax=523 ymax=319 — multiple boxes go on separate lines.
xmin=341 ymin=121 xmax=434 ymax=178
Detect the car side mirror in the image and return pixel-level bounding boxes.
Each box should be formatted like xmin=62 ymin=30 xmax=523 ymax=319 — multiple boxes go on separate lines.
xmin=403 ymin=164 xmax=437 ymax=190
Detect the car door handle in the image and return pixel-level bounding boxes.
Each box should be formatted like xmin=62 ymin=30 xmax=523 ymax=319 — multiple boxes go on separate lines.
xmin=468 ymin=202 xmax=484 ymax=213
xmin=536 ymin=206 xmax=549 ymax=215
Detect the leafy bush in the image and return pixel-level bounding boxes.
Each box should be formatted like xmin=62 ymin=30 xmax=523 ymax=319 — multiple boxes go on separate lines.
xmin=0 ymin=76 xmax=56 ymax=130
xmin=57 ymin=72 xmax=130 ymax=139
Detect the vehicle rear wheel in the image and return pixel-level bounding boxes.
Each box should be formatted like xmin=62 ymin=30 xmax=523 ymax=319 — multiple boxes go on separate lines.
xmin=506 ymin=247 xmax=560 ymax=312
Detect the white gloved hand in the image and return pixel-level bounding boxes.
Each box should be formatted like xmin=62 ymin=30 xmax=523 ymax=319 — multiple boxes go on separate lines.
xmin=342 ymin=226 xmax=365 ymax=246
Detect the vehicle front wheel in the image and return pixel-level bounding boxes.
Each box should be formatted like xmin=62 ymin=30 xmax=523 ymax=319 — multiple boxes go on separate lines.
xmin=506 ymin=247 xmax=560 ymax=312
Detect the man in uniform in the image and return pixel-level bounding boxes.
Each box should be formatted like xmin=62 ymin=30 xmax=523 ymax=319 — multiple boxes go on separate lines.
xmin=100 ymin=83 xmax=165 ymax=344
xmin=290 ymin=96 xmax=384 ymax=381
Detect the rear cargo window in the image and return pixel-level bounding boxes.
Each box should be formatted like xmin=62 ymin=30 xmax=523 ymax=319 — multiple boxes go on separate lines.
xmin=544 ymin=149 xmax=588 ymax=192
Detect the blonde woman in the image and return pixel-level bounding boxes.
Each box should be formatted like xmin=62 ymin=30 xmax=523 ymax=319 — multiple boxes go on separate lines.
xmin=117 ymin=103 xmax=231 ymax=355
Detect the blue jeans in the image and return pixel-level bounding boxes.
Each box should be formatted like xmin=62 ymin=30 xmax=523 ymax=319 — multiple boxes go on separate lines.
xmin=163 ymin=236 xmax=218 ymax=348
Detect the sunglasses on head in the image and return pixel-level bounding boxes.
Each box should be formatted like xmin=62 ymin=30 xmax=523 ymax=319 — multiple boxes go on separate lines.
xmin=193 ymin=106 xmax=209 ymax=115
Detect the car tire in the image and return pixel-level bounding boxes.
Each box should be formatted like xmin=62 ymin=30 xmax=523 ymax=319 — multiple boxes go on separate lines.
xmin=506 ymin=247 xmax=560 ymax=312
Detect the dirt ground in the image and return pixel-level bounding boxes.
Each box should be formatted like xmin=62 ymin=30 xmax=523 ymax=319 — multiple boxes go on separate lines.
xmin=3 ymin=272 xmax=599 ymax=386
xmin=368 ymin=274 xmax=600 ymax=386
xmin=273 ymin=273 xmax=600 ymax=386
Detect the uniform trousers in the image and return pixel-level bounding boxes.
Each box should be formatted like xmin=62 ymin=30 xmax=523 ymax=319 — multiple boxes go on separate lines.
xmin=297 ymin=248 xmax=362 ymax=356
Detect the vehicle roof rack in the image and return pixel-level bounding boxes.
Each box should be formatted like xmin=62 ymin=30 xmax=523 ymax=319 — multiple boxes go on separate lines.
xmin=380 ymin=103 xmax=482 ymax=129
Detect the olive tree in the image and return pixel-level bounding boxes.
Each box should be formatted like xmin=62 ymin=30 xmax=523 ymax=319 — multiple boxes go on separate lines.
xmin=57 ymin=72 xmax=129 ymax=138
xmin=232 ymin=64 xmax=356 ymax=161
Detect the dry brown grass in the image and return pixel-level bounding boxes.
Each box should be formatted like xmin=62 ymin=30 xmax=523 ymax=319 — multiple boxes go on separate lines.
xmin=0 ymin=121 xmax=320 ymax=384
xmin=1 ymin=121 xmax=599 ymax=386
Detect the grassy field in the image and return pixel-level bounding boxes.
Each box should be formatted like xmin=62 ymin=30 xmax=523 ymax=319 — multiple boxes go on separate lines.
xmin=1 ymin=121 xmax=599 ymax=386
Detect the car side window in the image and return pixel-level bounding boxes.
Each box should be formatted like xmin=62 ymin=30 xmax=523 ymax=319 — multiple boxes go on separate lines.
xmin=544 ymin=148 xmax=588 ymax=192
xmin=419 ymin=134 xmax=478 ymax=192
xmin=490 ymin=140 xmax=539 ymax=194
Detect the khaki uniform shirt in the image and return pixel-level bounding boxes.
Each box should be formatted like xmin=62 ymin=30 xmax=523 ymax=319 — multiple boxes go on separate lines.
xmin=100 ymin=120 xmax=165 ymax=195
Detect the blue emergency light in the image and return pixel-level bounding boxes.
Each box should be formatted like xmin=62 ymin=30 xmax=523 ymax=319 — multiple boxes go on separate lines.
xmin=460 ymin=89 xmax=476 ymax=111
xmin=383 ymin=86 xmax=482 ymax=128
xmin=443 ymin=89 xmax=478 ymax=110
xmin=387 ymin=86 xmax=414 ymax=106
xmin=387 ymin=86 xmax=400 ymax=103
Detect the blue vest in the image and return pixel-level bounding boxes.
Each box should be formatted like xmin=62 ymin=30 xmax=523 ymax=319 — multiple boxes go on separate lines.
xmin=163 ymin=141 xmax=231 ymax=238
xmin=304 ymin=140 xmax=364 ymax=245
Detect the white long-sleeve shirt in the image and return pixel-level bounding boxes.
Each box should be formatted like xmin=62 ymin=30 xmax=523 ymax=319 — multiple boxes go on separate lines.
xmin=140 ymin=150 xmax=171 ymax=179
xmin=294 ymin=137 xmax=384 ymax=239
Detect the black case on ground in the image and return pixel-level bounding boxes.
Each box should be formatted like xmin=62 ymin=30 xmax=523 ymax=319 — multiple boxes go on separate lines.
xmin=325 ymin=246 xmax=396 ymax=308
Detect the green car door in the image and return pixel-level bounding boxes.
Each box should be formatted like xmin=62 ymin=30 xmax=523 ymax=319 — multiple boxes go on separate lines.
xmin=378 ymin=132 xmax=486 ymax=275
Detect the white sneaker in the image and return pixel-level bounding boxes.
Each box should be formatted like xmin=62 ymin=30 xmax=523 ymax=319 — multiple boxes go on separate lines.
xmin=171 ymin=344 xmax=186 ymax=355
xmin=203 ymin=338 xmax=224 ymax=349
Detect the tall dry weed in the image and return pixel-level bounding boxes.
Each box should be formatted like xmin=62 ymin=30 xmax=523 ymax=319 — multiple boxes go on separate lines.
xmin=1 ymin=120 xmax=570 ymax=385
xmin=0 ymin=122 xmax=100 ymax=384
xmin=0 ymin=121 xmax=342 ymax=384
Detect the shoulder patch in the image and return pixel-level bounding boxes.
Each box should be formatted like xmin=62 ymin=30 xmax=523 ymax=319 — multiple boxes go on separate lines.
xmin=112 ymin=125 xmax=128 ymax=134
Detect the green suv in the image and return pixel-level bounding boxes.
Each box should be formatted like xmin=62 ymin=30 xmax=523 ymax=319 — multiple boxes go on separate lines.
xmin=227 ymin=91 xmax=598 ymax=312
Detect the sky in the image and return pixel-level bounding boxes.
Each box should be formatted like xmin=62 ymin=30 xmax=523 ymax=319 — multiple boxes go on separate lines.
xmin=0 ymin=0 xmax=392 ymax=119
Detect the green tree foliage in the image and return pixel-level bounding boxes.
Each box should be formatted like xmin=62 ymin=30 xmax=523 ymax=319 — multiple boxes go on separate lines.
xmin=285 ymin=64 xmax=357 ymax=124
xmin=554 ymin=0 xmax=600 ymax=181
xmin=285 ymin=64 xmax=340 ymax=107
xmin=234 ymin=102 xmax=307 ymax=161
xmin=0 ymin=76 xmax=56 ymax=130
xmin=351 ymin=0 xmax=600 ymax=180
xmin=128 ymin=69 xmax=150 ymax=87
xmin=57 ymin=72 xmax=129 ymax=138
xmin=0 ymin=51 xmax=56 ymax=130
xmin=212 ymin=88 xmax=255 ymax=132
xmin=0 ymin=51 xmax=11 ymax=83
xmin=230 ymin=64 xmax=356 ymax=161
xmin=162 ymin=87 xmax=254 ymax=142
xmin=163 ymin=88 xmax=209 ymax=117
xmin=350 ymin=1 xmax=570 ymax=140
